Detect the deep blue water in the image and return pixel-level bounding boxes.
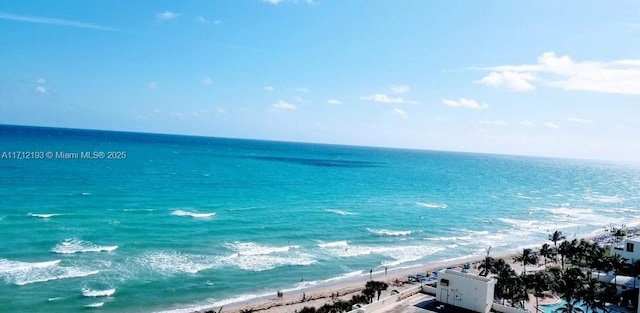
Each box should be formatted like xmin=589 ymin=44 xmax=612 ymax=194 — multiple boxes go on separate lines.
xmin=1 ymin=124 xmax=639 ymax=312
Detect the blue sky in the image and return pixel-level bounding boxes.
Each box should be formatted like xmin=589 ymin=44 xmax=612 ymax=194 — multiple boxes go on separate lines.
xmin=1 ymin=1 xmax=639 ymax=162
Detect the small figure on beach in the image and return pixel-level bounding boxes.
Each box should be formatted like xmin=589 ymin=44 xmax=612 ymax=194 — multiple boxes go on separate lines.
xmin=385 ymin=267 xmax=387 ymax=275
xmin=369 ymin=269 xmax=372 ymax=278
xmin=277 ymin=290 xmax=283 ymax=299
xmin=302 ymin=292 xmax=306 ymax=301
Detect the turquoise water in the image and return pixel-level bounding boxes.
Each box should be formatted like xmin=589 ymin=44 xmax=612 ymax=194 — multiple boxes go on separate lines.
xmin=541 ymin=299 xmax=604 ymax=313
xmin=1 ymin=124 xmax=639 ymax=312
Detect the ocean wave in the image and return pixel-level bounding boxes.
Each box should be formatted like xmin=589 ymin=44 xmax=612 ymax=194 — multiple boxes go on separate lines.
xmin=425 ymin=235 xmax=473 ymax=241
xmin=0 ymin=258 xmax=99 ymax=286
xmin=135 ymin=251 xmax=220 ymax=275
xmin=171 ymin=209 xmax=216 ymax=219
xmin=225 ymin=242 xmax=299 ymax=256
xmin=222 ymin=242 xmax=315 ymax=271
xmin=52 ymin=238 xmax=118 ymax=254
xmin=367 ymin=228 xmax=412 ymax=236
xmin=0 ymin=258 xmax=61 ymax=273
xmin=82 ymin=288 xmax=116 ymax=297
xmin=416 ymin=202 xmax=447 ymax=209
xmin=317 ymin=240 xmax=348 ymax=248
xmin=28 ymin=213 xmax=61 ymax=218
xmin=85 ymin=302 xmax=104 ymax=308
xmin=584 ymin=195 xmax=623 ymax=204
xmin=318 ymin=241 xmax=446 ymax=264
xmin=325 ymin=209 xmax=355 ymax=216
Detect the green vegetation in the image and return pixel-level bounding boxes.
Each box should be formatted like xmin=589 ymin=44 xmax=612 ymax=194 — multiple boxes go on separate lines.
xmin=483 ymin=230 xmax=639 ymax=312
xmin=298 ymin=280 xmax=388 ymax=313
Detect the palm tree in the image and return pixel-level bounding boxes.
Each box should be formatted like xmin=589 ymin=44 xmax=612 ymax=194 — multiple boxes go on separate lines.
xmin=479 ymin=256 xmax=496 ymax=277
xmin=514 ymin=248 xmax=538 ymax=275
xmin=579 ymin=279 xmax=607 ymax=313
xmin=555 ymin=298 xmax=585 ymax=313
xmin=365 ymin=280 xmax=388 ymax=301
xmin=558 ymin=240 xmax=572 ymax=270
xmin=554 ymin=268 xmax=585 ymax=305
xmin=549 ymin=230 xmax=566 ymax=249
xmin=540 ymin=243 xmax=556 ymax=269
xmin=298 ymin=307 xmax=317 ymax=313
xmin=530 ymin=270 xmax=554 ymax=312
xmin=608 ymin=253 xmax=629 ymax=286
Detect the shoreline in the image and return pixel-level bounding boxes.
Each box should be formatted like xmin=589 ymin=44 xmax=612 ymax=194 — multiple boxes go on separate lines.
xmin=157 ymin=225 xmax=640 ymax=313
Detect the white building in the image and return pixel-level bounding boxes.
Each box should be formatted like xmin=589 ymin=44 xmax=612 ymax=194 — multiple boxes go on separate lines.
xmin=436 ymin=269 xmax=496 ymax=313
xmin=613 ymin=237 xmax=640 ymax=263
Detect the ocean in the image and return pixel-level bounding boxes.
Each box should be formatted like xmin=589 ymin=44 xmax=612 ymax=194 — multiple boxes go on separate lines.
xmin=1 ymin=124 xmax=638 ymax=312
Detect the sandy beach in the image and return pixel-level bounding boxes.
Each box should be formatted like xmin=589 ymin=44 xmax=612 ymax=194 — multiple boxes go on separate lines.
xmin=199 ymin=252 xmax=515 ymax=313
xmin=197 ymin=226 xmax=638 ymax=313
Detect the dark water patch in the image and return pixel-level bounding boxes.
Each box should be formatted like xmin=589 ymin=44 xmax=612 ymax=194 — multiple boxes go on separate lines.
xmin=248 ymin=156 xmax=385 ymax=168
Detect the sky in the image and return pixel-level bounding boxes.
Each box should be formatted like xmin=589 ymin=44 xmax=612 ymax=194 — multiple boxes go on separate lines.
xmin=1 ymin=1 xmax=639 ymax=162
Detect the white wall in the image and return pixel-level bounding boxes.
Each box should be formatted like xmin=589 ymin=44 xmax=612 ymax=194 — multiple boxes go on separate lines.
xmin=435 ymin=269 xmax=496 ymax=313
xmin=615 ymin=238 xmax=640 ymax=263
xmin=491 ymin=303 xmax=529 ymax=313
xmin=348 ymin=285 xmax=422 ymax=313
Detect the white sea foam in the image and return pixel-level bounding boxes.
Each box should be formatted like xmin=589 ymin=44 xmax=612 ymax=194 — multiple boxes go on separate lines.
xmin=424 ymin=235 xmax=472 ymax=242
xmin=28 ymin=213 xmax=61 ymax=218
xmin=171 ymin=209 xmax=216 ymax=219
xmin=0 ymin=258 xmax=99 ymax=285
xmin=81 ymin=192 xmax=91 ymax=196
xmin=317 ymin=240 xmax=349 ymax=248
xmin=82 ymin=288 xmax=116 ymax=297
xmin=318 ymin=241 xmax=446 ymax=265
xmin=416 ymin=202 xmax=447 ymax=209
xmin=222 ymin=242 xmax=315 ymax=272
xmin=136 ymin=251 xmax=220 ymax=275
xmin=85 ymin=302 xmax=104 ymax=308
xmin=226 ymin=242 xmax=298 ymax=256
xmin=584 ymin=195 xmax=623 ymax=204
xmin=0 ymin=258 xmax=61 ymax=273
xmin=52 ymin=238 xmax=118 ymax=254
xmin=325 ymin=209 xmax=355 ymax=216
xmin=367 ymin=228 xmax=412 ymax=236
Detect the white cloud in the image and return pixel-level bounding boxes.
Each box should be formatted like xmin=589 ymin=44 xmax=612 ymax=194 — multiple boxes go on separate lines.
xmin=216 ymin=107 xmax=226 ymax=114
xmin=442 ymin=98 xmax=488 ymax=109
xmin=263 ymin=0 xmax=283 ymax=4
xmin=327 ymin=99 xmax=342 ymax=105
xmin=519 ymin=120 xmax=536 ymax=127
xmin=478 ymin=71 xmax=536 ymax=91
xmin=171 ymin=112 xmax=185 ymax=120
xmin=544 ymin=122 xmax=560 ymax=129
xmin=214 ymin=20 xmax=222 ymax=25
xmin=35 ymin=86 xmax=47 ymax=94
xmin=567 ymin=117 xmax=592 ymax=124
xmin=361 ymin=93 xmax=418 ymax=104
xmin=392 ymin=108 xmax=408 ymax=119
xmin=157 ymin=11 xmax=179 ymax=20
xmin=295 ymin=87 xmax=310 ymax=93
xmin=271 ymin=100 xmax=297 ymax=111
xmin=390 ymin=84 xmax=410 ymax=94
xmin=476 ymin=52 xmax=640 ymax=95
xmin=264 ymin=86 xmax=275 ymax=92
xmin=149 ymin=81 xmax=157 ymax=89
xmin=36 ymin=78 xmax=46 ymax=84
xmin=196 ymin=16 xmax=209 ymax=24
xmin=202 ymin=77 xmax=213 ymax=86
xmin=478 ymin=120 xmax=508 ymax=126
xmin=0 ymin=12 xmax=123 ymax=32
